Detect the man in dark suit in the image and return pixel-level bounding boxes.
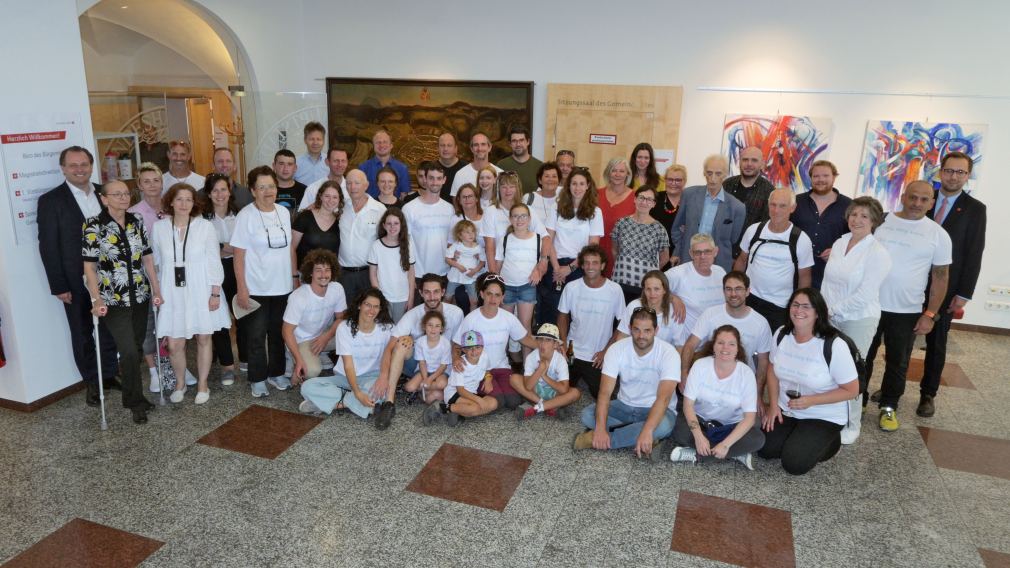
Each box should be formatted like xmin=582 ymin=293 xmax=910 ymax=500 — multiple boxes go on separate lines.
xmin=669 ymin=155 xmax=746 ymax=271
xmin=37 ymin=146 xmax=119 ymax=406
xmin=917 ymin=151 xmax=986 ymax=417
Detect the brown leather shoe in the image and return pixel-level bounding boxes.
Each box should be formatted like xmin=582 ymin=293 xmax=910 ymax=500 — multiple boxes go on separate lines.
xmin=916 ymin=395 xmax=935 ymax=417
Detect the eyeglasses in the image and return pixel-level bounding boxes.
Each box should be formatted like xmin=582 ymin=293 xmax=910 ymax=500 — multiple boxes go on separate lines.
xmin=789 ymin=302 xmax=813 ymax=310
xmin=941 ymin=168 xmax=969 ymax=176
xmin=691 ymin=249 xmax=715 ymax=256
xmin=636 ymin=195 xmax=656 ymax=203
xmin=510 ymin=213 xmax=530 ymax=220
xmin=104 ymin=192 xmax=131 ymax=199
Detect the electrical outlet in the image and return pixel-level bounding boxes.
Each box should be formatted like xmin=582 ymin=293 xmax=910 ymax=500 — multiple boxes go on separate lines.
xmin=989 ymin=285 xmax=1010 ymax=296
xmin=985 ymin=300 xmax=1010 ymax=311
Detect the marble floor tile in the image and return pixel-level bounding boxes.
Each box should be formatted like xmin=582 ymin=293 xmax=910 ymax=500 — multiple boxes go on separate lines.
xmin=2 ymin=518 xmax=163 ymax=568
xmin=918 ymin=426 xmax=1010 ymax=480
xmin=196 ymin=403 xmax=322 ymax=459
xmin=406 ymin=443 xmax=532 ymax=511
xmin=906 ymin=357 xmax=975 ymax=389
xmin=980 ymin=548 xmax=1010 ymax=568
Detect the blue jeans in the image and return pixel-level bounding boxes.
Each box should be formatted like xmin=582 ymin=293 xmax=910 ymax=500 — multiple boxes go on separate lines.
xmin=301 ymin=370 xmax=382 ymax=419
xmin=580 ymin=399 xmax=676 ymax=449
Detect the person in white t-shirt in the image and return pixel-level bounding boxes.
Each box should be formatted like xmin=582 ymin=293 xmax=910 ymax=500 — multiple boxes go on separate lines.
xmin=402 ymin=163 xmax=455 ymax=279
xmin=162 ymin=140 xmax=205 ymax=194
xmin=402 ymin=311 xmax=452 ymax=404
xmin=450 ymin=132 xmax=503 ymax=197
xmin=298 ymin=148 xmax=350 ymax=211
xmin=452 ymin=273 xmax=538 ymax=410
xmin=299 ymin=288 xmax=397 ymax=429
xmin=666 ymin=325 xmax=765 ymax=469
xmin=282 ymin=249 xmax=347 ymax=382
xmin=759 ymin=288 xmax=859 ymax=475
xmin=734 ymin=188 xmax=814 ymax=333
xmin=482 ymin=172 xmax=552 ymax=275
xmin=573 ymin=308 xmax=680 ymax=457
xmin=445 ymin=219 xmax=486 ymax=307
xmin=557 ymin=244 xmax=626 ymax=399
xmin=424 ymin=330 xmax=496 ymax=426
xmin=512 ymin=323 xmax=581 ymax=420
xmin=665 ymin=233 xmax=727 ymax=334
xmin=821 ymin=196 xmax=890 ymax=445
xmin=495 ymin=203 xmax=548 ymax=356
xmin=368 ymin=208 xmax=416 ymax=322
xmin=615 ymin=270 xmax=688 ymax=348
xmin=865 ymin=181 xmax=951 ymax=432
xmin=338 ymin=169 xmax=386 ymax=307
xmin=527 ymin=162 xmax=561 ymax=230
xmin=681 ymin=270 xmax=772 ymax=395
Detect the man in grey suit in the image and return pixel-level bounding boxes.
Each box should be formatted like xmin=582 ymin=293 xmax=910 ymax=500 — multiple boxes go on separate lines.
xmin=669 ymin=155 xmax=745 ymax=271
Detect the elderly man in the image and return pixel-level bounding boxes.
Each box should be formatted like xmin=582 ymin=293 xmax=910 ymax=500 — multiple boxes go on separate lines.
xmin=867 ymin=181 xmax=951 ymax=431
xmin=360 ymin=129 xmax=410 ymax=198
xmin=669 ymin=155 xmax=745 ymax=271
xmin=572 ymin=307 xmax=680 ymax=459
xmin=665 ymin=233 xmax=726 ymax=336
xmin=723 ymin=146 xmax=774 ymax=238
xmin=790 ymin=160 xmax=851 ymax=288
xmin=733 ymin=188 xmax=814 ymax=333
xmin=338 ymin=169 xmax=386 ymax=304
xmin=449 ymin=131 xmax=502 ymax=197
xmin=162 ymin=140 xmax=205 ymax=191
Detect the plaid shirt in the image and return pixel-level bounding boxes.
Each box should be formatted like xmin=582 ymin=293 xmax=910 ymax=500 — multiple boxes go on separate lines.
xmin=81 ymin=210 xmax=152 ymax=307
xmin=723 ymin=174 xmax=775 ymax=232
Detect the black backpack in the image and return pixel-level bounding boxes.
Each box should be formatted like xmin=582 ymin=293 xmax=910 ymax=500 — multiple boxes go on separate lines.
xmin=501 ymin=232 xmax=541 ymax=259
xmin=747 ymin=220 xmax=802 ymax=290
xmin=775 ymin=328 xmax=867 ymax=394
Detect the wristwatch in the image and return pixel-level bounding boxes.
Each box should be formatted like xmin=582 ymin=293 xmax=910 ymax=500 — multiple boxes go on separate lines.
xmin=922 ymin=310 xmax=940 ymax=322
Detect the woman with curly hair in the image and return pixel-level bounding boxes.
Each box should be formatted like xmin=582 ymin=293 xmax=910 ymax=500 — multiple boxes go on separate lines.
xmin=368 ymin=207 xmax=415 ymax=321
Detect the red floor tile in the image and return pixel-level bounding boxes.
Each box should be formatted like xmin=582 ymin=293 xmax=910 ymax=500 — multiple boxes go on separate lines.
xmin=3 ymin=518 xmax=163 ymax=568
xmin=671 ymin=490 xmax=795 ymax=568
xmin=980 ymin=548 xmax=1010 ymax=568
xmin=919 ymin=427 xmax=1010 ymax=481
xmin=406 ymin=443 xmax=531 ymax=512
xmin=906 ymin=358 xmax=975 ymax=390
xmin=197 ymin=404 xmax=323 ymax=459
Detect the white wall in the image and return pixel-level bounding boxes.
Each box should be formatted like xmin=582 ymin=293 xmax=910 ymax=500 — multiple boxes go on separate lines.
xmin=0 ymin=0 xmax=97 ymax=403
xmin=195 ymin=0 xmax=1010 ymax=328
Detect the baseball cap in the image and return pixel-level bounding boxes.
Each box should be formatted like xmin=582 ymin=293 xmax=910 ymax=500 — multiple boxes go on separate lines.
xmin=534 ymin=323 xmax=561 ymax=343
xmin=461 ymin=330 xmax=484 ymax=348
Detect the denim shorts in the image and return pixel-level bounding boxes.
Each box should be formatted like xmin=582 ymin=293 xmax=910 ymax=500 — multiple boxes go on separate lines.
xmin=504 ymin=283 xmax=537 ymax=304
xmin=446 ymin=281 xmax=476 ymax=298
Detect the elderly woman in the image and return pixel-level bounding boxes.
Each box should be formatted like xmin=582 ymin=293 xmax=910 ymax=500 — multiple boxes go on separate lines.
xmin=83 ymin=180 xmax=163 ymax=424
xmin=611 ymin=185 xmax=670 ymax=303
xmin=760 ymin=288 xmax=859 ymax=475
xmin=598 ymin=158 xmax=636 ymax=277
xmin=821 ymin=196 xmax=891 ymax=444
xmin=152 ymin=183 xmax=231 ymax=404
xmin=231 ymin=166 xmax=296 ymax=398
xmin=651 ymin=164 xmax=686 ymax=254
xmin=528 ymin=161 xmax=562 ymax=228
xmin=203 ymin=173 xmax=243 ymax=385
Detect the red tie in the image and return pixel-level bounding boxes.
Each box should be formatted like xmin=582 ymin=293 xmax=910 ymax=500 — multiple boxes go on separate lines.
xmin=935 ymin=197 xmax=949 ymax=224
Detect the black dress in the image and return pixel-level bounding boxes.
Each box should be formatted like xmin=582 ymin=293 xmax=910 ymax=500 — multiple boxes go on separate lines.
xmin=292 ymin=209 xmax=340 ymax=267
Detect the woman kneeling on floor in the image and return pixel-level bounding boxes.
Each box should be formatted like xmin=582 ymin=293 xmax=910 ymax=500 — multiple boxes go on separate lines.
xmin=299 ymin=288 xmax=397 ymax=429
xmin=666 ymin=324 xmax=764 ymax=469
xmin=759 ymin=288 xmax=859 ymax=475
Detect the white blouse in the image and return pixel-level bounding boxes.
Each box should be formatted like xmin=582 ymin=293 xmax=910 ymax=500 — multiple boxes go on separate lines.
xmin=821 ymin=233 xmax=892 ymax=322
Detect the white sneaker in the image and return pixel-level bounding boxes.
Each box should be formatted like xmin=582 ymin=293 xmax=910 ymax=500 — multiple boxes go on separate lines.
xmin=148 ymin=370 xmax=161 ymax=393
xmin=185 ymin=369 xmax=198 ymax=386
xmin=299 ymin=399 xmax=322 ymax=415
xmin=250 ymin=381 xmax=269 ymax=398
xmin=194 ymin=391 xmax=210 ymax=405
xmin=267 ymin=376 xmax=292 ymax=391
xmin=169 ymin=388 xmax=186 ymax=403
xmin=238 ymin=362 xmax=248 ymax=373
xmin=734 ymin=453 xmax=755 ymax=471
xmin=841 ymin=396 xmax=862 ymax=445
xmin=669 ymin=446 xmax=697 ymax=463
xmin=221 ymin=370 xmax=236 ymax=386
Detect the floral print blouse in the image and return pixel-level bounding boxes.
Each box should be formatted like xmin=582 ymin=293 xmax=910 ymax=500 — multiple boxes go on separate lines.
xmin=81 ymin=210 xmax=153 ymax=307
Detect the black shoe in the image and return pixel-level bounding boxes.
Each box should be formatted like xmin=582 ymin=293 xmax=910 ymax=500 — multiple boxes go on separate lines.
xmin=405 ymin=391 xmax=420 ymax=406
xmin=916 ymin=394 xmax=935 ymax=417
xmin=131 ymin=407 xmax=148 ymax=425
xmin=143 ymin=400 xmax=156 ymax=412
xmin=85 ymin=383 xmax=100 ymax=407
xmin=374 ymin=401 xmax=396 ymax=430
xmin=104 ymin=375 xmax=123 ymax=391
xmin=869 ymin=389 xmax=882 ymax=403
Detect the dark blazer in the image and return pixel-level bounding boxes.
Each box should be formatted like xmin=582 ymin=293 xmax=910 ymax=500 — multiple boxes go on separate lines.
xmin=927 ymin=190 xmax=986 ymax=302
xmin=37 ymin=182 xmax=102 ymax=296
xmin=669 ymin=185 xmax=746 ymax=271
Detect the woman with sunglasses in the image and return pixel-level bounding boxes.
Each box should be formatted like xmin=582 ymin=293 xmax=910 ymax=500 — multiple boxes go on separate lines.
xmin=231 ymin=166 xmax=296 ymax=398
xmin=759 ymin=288 xmax=859 ymax=475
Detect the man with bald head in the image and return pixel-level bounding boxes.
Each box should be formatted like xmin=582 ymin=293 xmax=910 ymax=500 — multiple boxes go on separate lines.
xmin=449 ymin=131 xmax=502 ymax=197
xmin=669 ymin=155 xmax=745 ymax=271
xmin=724 ymin=146 xmax=775 ymax=248
xmin=436 ymin=132 xmax=468 ymax=201
xmin=360 ymin=129 xmax=411 ymax=199
xmin=338 ymin=169 xmax=387 ymax=302
xmin=734 ymin=188 xmax=814 ymax=333
xmin=866 ymin=180 xmax=951 ymax=432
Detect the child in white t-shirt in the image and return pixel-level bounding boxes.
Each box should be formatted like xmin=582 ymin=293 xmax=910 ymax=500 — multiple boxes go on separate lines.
xmin=445 ymin=219 xmax=486 ymax=307
xmin=494 ymin=203 xmax=545 ymax=358
xmin=512 ymin=323 xmax=581 ymax=420
xmin=423 ymin=330 xmax=497 ymax=426
xmin=403 ymin=311 xmax=452 ymax=404
xmin=368 ymin=207 xmax=415 ymax=322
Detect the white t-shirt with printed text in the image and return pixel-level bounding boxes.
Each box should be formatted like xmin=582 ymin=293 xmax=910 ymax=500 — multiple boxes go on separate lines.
xmin=874 ymin=215 xmax=953 ymax=314
xmin=558 ymin=278 xmax=625 ymax=361
xmin=684 ymin=357 xmax=758 ymax=425
xmin=601 ymin=337 xmax=681 ymax=411
xmin=282 ymin=282 xmax=347 ymax=343
xmin=739 ymin=222 xmax=815 ymax=308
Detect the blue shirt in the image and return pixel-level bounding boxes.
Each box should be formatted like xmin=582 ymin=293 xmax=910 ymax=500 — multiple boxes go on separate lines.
xmin=294 ymin=153 xmax=328 ymax=186
xmin=359 ymin=156 xmax=411 ymax=198
xmin=933 ymin=191 xmax=961 ymax=225
xmin=698 ymin=189 xmax=725 ymax=236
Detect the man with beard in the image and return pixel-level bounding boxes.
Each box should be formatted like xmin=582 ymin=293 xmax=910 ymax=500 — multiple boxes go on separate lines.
xmin=723 ymin=146 xmax=774 ymax=251
xmin=790 ymin=160 xmax=852 ymax=288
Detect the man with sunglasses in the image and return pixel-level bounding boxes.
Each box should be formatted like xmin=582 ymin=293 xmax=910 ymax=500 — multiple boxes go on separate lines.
xmin=497 ymin=125 xmax=542 ymax=196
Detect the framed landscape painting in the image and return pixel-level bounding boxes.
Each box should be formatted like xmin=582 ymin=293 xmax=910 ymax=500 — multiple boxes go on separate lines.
xmin=325 ymin=78 xmax=533 ymax=188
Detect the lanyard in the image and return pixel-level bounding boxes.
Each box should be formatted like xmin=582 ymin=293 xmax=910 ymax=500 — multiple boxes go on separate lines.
xmin=172 ymin=217 xmax=192 ymax=264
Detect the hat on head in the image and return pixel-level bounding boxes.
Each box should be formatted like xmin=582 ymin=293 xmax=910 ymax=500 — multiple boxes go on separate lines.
xmin=461 ymin=330 xmax=484 ymax=348
xmin=534 ymin=323 xmax=562 ymax=343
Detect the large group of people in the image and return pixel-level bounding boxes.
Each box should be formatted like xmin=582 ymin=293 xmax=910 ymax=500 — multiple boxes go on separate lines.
xmin=36 ymin=121 xmax=987 ymax=475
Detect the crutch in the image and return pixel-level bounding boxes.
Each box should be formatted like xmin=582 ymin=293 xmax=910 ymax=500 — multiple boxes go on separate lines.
xmin=92 ymin=314 xmax=109 ymax=431
xmin=153 ymin=303 xmax=166 ymax=406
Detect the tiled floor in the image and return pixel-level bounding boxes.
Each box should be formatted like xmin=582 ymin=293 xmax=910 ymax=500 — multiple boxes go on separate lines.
xmin=1 ymin=329 xmax=1008 ymax=567
xmin=2 ymin=518 xmax=163 ymax=568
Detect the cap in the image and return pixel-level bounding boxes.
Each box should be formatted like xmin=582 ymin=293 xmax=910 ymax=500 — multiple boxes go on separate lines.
xmin=461 ymin=330 xmax=484 ymax=348
xmin=534 ymin=323 xmax=562 ymax=343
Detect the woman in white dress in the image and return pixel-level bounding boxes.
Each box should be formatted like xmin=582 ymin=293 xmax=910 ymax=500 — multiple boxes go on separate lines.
xmin=153 ymin=183 xmax=231 ymax=404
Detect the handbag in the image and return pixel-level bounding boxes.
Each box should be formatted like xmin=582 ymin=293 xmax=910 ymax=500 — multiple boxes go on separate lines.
xmin=157 ymin=338 xmax=177 ymax=391
xmin=701 ymin=420 xmax=737 ymax=445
